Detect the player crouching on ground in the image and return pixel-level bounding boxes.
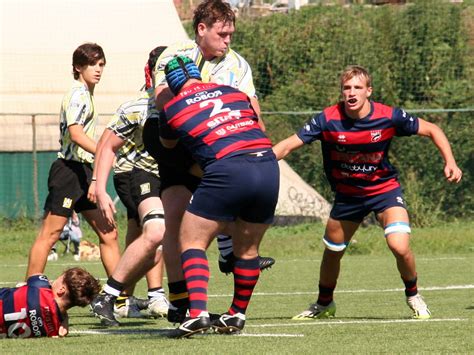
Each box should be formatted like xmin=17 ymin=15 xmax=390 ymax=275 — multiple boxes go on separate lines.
xmin=0 ymin=267 xmax=101 ymax=338
xmin=160 ymin=56 xmax=280 ymax=338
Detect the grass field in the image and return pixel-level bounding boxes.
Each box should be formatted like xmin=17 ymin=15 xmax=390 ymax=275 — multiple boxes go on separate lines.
xmin=0 ymin=219 xmax=473 ymax=353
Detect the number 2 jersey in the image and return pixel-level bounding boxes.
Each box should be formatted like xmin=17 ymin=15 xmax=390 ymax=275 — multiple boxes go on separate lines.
xmin=161 ymin=82 xmax=272 ymax=168
xmin=297 ymin=101 xmax=419 ymax=197
xmin=0 ymin=275 xmax=63 ymax=338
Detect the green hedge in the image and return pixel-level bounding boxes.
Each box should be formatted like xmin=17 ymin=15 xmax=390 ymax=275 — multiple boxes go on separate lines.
xmin=230 ymin=2 xmax=473 ymax=225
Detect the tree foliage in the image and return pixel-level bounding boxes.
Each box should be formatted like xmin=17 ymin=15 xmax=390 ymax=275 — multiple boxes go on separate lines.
xmin=232 ymin=2 xmax=473 ymax=224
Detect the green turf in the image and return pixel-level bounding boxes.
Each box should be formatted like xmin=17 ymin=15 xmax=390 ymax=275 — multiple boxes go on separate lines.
xmin=0 ymin=220 xmax=473 ymax=353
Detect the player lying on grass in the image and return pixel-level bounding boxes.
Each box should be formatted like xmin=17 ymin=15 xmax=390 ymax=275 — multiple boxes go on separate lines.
xmin=0 ymin=267 xmax=100 ymax=338
xmin=273 ymin=65 xmax=462 ymax=320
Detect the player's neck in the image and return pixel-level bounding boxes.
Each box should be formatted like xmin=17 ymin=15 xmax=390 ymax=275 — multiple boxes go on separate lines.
xmin=77 ymin=77 xmax=95 ymax=94
xmin=55 ymin=297 xmax=69 ymax=315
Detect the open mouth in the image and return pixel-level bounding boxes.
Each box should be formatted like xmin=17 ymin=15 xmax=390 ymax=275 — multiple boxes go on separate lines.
xmin=347 ymin=98 xmax=357 ymax=104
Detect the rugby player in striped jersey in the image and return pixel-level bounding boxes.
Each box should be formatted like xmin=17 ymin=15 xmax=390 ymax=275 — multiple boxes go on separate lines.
xmin=0 ymin=267 xmax=100 ymax=338
xmin=273 ymin=65 xmax=462 ymax=320
xmin=152 ymin=0 xmax=275 ymax=325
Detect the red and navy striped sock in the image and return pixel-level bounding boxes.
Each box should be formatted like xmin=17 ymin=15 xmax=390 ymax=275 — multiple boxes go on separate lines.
xmin=181 ymin=249 xmax=209 ymax=318
xmin=402 ymin=276 xmax=418 ymax=297
xmin=317 ymin=283 xmax=336 ymax=306
xmin=229 ymin=257 xmax=260 ymax=315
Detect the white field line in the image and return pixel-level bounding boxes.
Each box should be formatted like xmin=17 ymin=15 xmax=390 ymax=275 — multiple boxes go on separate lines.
xmin=0 ymin=255 xmax=469 ymax=269
xmin=276 ymin=256 xmax=469 ymax=262
xmin=0 ymin=262 xmax=103 ymax=268
xmin=70 ymin=329 xmax=304 ymax=337
xmin=246 ymin=317 xmax=468 ymax=329
xmin=208 ymin=284 xmax=474 ymax=298
xmin=70 ymin=318 xmax=467 ymax=337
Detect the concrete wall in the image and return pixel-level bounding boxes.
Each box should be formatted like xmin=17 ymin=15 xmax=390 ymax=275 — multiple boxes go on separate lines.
xmin=0 ymin=0 xmax=188 ymax=150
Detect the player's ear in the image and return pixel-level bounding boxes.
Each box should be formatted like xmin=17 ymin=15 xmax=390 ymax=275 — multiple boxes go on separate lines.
xmin=56 ymin=285 xmax=67 ymax=297
xmin=367 ymin=86 xmax=373 ymax=98
xmin=197 ymin=22 xmax=207 ymax=37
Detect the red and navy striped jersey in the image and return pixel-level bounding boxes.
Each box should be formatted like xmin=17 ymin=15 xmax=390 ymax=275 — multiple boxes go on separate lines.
xmin=297 ymin=102 xmax=419 ymax=197
xmin=0 ymin=275 xmax=63 ymax=338
xmin=161 ymin=82 xmax=272 ymax=168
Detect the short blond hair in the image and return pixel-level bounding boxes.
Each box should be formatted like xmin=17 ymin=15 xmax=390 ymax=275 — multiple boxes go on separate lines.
xmin=340 ymin=65 xmax=372 ymax=91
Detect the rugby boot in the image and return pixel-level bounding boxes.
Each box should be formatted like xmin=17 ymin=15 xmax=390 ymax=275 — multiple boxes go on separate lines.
xmin=407 ymin=294 xmax=431 ymax=319
xmin=91 ymin=293 xmax=120 ymax=326
xmin=292 ymin=301 xmax=336 ymax=320
xmin=167 ymin=311 xmax=211 ymax=338
xmin=211 ymin=312 xmax=245 ymax=334
xmin=219 ymin=255 xmax=276 ymax=274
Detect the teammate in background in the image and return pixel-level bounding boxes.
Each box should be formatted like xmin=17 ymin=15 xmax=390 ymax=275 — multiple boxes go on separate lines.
xmin=89 ymin=47 xmax=170 ymax=326
xmin=25 ymin=43 xmax=121 ymax=279
xmin=161 ymin=56 xmax=280 ymax=338
xmin=273 ymin=65 xmax=463 ymax=320
xmin=152 ymin=0 xmax=275 ymax=322
xmin=0 ymin=267 xmax=101 ymax=338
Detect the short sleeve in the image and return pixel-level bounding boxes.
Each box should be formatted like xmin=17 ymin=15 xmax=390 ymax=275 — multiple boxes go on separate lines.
xmin=296 ymin=112 xmax=324 ymax=144
xmin=392 ymin=107 xmax=419 ymax=136
xmin=65 ymin=91 xmax=87 ymax=127
xmin=26 ymin=275 xmax=52 ymax=289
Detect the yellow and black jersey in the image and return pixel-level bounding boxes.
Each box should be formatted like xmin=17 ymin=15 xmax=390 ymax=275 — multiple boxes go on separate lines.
xmin=107 ymin=89 xmax=159 ymax=175
xmin=153 ymin=40 xmax=256 ymax=98
xmin=57 ymin=80 xmax=96 ymax=163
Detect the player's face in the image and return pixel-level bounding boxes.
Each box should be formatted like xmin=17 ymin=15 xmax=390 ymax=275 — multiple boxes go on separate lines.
xmin=198 ymin=20 xmax=234 ymax=60
xmin=76 ymin=59 xmax=106 ymax=87
xmin=341 ymin=75 xmax=372 ymax=119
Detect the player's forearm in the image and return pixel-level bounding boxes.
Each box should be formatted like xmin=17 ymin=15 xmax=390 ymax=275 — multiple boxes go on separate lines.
xmin=95 ymin=148 xmax=115 ymax=193
xmin=273 ymin=134 xmax=304 ymax=160
xmin=419 ymin=120 xmax=457 ymax=165
xmin=430 ymin=127 xmax=457 ymax=165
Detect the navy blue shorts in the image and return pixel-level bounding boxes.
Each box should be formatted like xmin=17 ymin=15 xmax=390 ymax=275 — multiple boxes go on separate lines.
xmin=187 ymin=152 xmax=280 ymax=224
xmin=113 ymin=168 xmax=161 ymax=221
xmin=330 ymin=187 xmax=407 ymax=222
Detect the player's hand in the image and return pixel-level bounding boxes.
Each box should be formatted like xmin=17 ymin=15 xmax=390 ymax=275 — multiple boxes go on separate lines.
xmin=96 ymin=192 xmax=116 ymax=227
xmin=87 ymin=181 xmax=97 ymax=203
xmin=444 ymin=162 xmax=462 ymax=183
xmin=58 ymin=325 xmax=68 ymax=337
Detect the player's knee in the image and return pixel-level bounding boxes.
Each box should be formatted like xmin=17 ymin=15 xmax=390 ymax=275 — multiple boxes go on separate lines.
xmin=323 ymin=235 xmax=348 ymax=252
xmin=142 ymin=208 xmax=165 ymax=227
xmin=141 ymin=209 xmax=165 ymax=246
xmin=384 ymin=222 xmax=411 ymax=238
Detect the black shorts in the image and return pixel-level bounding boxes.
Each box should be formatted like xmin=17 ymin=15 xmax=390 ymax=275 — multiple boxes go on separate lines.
xmin=159 ymin=164 xmax=201 ymax=196
xmin=113 ymin=168 xmax=161 ymax=220
xmin=142 ymin=115 xmax=195 ymax=173
xmin=43 ymin=159 xmax=96 ymax=217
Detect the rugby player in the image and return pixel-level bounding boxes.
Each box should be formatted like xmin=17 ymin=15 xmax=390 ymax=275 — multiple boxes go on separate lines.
xmin=152 ymin=0 xmax=275 ymax=323
xmin=25 ymin=43 xmax=121 ymax=280
xmin=1 ymin=267 xmax=100 ymax=338
xmin=273 ymin=65 xmax=462 ymax=320
xmin=160 ymin=56 xmax=279 ymax=338
xmin=89 ymin=47 xmax=170 ymax=326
